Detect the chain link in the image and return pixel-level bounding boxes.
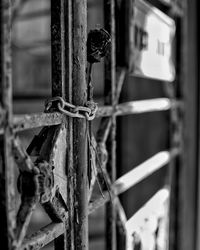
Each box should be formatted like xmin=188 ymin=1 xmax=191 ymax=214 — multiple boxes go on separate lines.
xmin=45 ymin=97 xmax=98 ymax=121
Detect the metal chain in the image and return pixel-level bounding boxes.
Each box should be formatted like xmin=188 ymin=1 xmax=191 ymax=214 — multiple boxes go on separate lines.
xmin=44 ymin=96 xmax=98 ymax=121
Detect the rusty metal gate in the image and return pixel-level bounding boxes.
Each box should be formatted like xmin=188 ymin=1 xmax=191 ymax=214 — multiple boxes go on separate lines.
xmin=0 ymin=0 xmax=192 ymax=250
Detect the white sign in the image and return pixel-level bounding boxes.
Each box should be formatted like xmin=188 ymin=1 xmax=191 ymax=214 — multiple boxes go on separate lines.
xmin=129 ymin=0 xmax=176 ymax=81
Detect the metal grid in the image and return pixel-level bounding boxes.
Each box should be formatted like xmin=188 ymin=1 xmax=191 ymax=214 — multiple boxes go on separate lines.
xmin=0 ymin=0 xmax=183 ymax=249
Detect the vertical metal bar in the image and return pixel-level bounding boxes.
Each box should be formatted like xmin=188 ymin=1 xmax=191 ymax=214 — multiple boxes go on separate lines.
xmin=104 ymin=0 xmax=117 ymax=249
xmin=0 ymin=0 xmax=15 ymax=249
xmin=65 ymin=0 xmax=75 ymax=250
xmin=178 ymin=0 xmax=199 ymax=250
xmin=51 ymin=0 xmax=67 ymax=248
xmin=51 ymin=0 xmax=65 ymax=98
xmin=169 ymin=0 xmax=199 ymax=250
xmin=168 ymin=17 xmax=182 ymax=250
xmin=51 ymin=1 xmax=88 ymax=249
xmin=72 ymin=1 xmax=88 ymax=250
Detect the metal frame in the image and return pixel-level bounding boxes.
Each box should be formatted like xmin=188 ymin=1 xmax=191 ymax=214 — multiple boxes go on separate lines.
xmin=0 ymin=0 xmax=189 ymax=250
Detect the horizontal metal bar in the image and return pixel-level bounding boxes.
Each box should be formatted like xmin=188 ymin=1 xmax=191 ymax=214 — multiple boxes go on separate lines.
xmin=16 ymin=9 xmax=50 ymax=21
xmin=96 ymin=98 xmax=179 ymax=117
xmin=0 ymin=112 xmax=63 ymax=134
xmin=21 ymin=222 xmax=65 ymax=250
xmin=13 ymin=112 xmax=63 ymax=132
xmin=114 ymin=151 xmax=171 ymax=195
xmin=12 ymin=0 xmax=49 ymax=23
xmin=12 ymin=40 xmax=50 ymax=51
xmin=89 ymin=150 xmax=178 ymax=212
xmin=0 ymin=99 xmax=180 ymax=134
xmin=12 ymin=0 xmax=29 ymax=23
